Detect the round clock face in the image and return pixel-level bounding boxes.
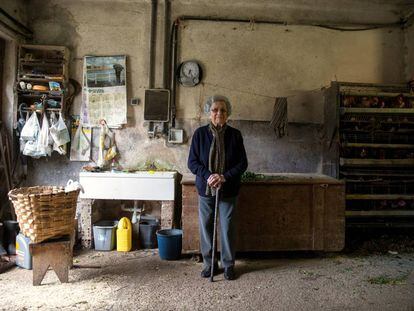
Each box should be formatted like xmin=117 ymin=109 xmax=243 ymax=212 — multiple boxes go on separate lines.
xmin=178 ymin=61 xmax=202 ymax=87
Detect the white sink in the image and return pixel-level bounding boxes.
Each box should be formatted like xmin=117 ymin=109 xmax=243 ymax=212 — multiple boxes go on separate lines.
xmin=79 ymin=171 xmax=177 ymax=200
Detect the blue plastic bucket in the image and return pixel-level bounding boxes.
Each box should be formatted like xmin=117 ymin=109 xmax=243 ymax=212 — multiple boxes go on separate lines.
xmin=156 ymin=229 xmax=182 ymax=260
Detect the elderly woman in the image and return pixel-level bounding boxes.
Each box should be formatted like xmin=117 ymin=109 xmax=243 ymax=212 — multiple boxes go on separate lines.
xmin=188 ymin=95 xmax=248 ymax=280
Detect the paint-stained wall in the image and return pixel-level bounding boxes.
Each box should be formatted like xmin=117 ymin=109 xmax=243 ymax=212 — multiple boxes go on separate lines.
xmin=177 ymin=22 xmax=404 ymax=123
xmin=405 ymin=22 xmax=414 ymax=80
xmin=7 ymin=0 xmax=409 ymax=185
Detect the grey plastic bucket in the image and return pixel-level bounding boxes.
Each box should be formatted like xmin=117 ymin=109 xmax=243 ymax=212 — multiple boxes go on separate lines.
xmin=139 ymin=218 xmax=159 ymax=249
xmin=93 ymin=221 xmax=117 ymax=251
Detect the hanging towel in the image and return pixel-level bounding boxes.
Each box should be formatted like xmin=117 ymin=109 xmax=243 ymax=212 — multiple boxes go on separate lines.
xmin=270 ymin=97 xmax=288 ymax=138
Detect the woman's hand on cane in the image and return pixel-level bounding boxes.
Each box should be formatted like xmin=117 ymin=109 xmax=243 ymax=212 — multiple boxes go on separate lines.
xmin=208 ymin=174 xmax=226 ymax=188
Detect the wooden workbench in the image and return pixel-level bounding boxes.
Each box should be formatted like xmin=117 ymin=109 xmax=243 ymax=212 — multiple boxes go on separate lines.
xmin=182 ymin=173 xmax=345 ymax=253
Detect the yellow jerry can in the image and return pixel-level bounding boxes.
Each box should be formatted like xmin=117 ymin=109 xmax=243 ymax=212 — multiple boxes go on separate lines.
xmin=117 ymin=217 xmax=132 ymax=252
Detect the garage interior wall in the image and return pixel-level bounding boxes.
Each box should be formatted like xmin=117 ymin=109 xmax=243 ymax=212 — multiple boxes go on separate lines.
xmin=0 ymin=0 xmax=27 ymax=139
xmin=0 ymin=0 xmax=412 ymax=186
xmin=405 ymin=18 xmax=414 ymax=81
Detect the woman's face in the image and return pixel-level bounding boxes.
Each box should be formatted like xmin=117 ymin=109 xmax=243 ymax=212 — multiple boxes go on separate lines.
xmin=209 ymin=101 xmax=228 ymax=126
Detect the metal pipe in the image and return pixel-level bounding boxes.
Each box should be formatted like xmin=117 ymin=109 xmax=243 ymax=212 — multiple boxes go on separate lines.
xmin=0 ymin=18 xmax=32 ymax=39
xmin=179 ymin=15 xmax=405 ymax=29
xmin=149 ymin=0 xmax=157 ymax=89
xmin=163 ymin=0 xmax=171 ymax=89
xmin=180 ymin=15 xmax=284 ymax=26
xmin=169 ymin=20 xmax=178 ymax=128
xmin=0 ymin=8 xmax=33 ymax=36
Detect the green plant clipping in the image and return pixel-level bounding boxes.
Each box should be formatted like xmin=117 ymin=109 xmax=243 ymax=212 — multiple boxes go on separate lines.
xmin=241 ymin=171 xmax=288 ymax=182
xmin=368 ymin=273 xmax=408 ymax=285
xmin=124 ymin=159 xmax=175 ymax=172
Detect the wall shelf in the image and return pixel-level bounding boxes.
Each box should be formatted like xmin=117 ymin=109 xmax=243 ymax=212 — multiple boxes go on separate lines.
xmin=16 ymin=44 xmax=69 ymax=116
xmin=18 ymin=77 xmax=64 ymax=82
xmin=341 ymin=170 xmax=414 ymax=178
xmin=20 ymin=61 xmax=64 ymax=67
xmin=324 ymin=82 xmax=414 ymax=227
xmin=342 ymin=143 xmax=414 ymax=149
xmin=346 ymin=194 xmax=414 ymax=200
xmin=341 ymin=108 xmax=414 ymax=114
xmin=340 ymin=158 xmax=414 ymax=167
xmin=340 ymin=91 xmax=414 ymax=98
xmin=346 ymin=210 xmax=414 ymax=217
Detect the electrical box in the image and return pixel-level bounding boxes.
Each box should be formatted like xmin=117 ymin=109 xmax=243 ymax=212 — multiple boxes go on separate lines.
xmin=144 ymin=89 xmax=170 ymax=122
xmin=168 ymin=128 xmax=184 ymax=144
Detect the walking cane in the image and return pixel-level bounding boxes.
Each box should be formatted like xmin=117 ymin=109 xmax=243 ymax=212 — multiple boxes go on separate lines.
xmin=210 ymin=186 xmax=220 ymax=282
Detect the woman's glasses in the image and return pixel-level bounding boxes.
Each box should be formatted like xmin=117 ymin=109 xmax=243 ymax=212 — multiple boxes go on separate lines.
xmin=211 ymin=108 xmax=227 ymax=114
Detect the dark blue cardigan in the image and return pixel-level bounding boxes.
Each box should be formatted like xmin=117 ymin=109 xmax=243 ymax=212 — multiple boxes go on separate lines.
xmin=188 ymin=124 xmax=248 ymax=198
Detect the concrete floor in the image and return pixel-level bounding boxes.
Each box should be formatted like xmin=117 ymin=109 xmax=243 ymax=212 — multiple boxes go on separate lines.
xmin=0 ymin=246 xmax=413 ymax=311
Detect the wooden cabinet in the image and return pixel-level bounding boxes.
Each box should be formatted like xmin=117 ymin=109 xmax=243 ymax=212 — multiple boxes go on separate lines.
xmin=324 ymin=82 xmax=414 ymax=227
xmin=16 ymin=44 xmax=69 ymax=117
xmin=182 ymin=174 xmax=345 ymax=253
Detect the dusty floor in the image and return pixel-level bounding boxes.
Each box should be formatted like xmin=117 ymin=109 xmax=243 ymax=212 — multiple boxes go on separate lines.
xmin=1 ymin=239 xmax=414 ymax=311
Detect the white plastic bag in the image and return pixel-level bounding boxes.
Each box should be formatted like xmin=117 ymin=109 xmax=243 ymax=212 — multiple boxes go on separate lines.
xmin=20 ymin=112 xmax=39 ymax=141
xmin=22 ymin=112 xmax=44 ymax=158
xmin=23 ymin=135 xmax=47 ymax=158
xmin=22 ymin=140 xmax=40 ymax=158
xmin=65 ymin=179 xmax=84 ymax=193
xmin=49 ymin=112 xmax=65 ymax=154
xmin=49 ymin=112 xmax=70 ymax=146
xmin=37 ymin=113 xmax=51 ymax=157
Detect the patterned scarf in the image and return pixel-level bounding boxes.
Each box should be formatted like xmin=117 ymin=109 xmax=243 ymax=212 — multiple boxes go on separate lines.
xmin=206 ymin=122 xmax=227 ymax=196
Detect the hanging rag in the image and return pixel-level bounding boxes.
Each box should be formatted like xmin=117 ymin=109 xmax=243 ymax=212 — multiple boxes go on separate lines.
xmin=270 ymin=97 xmax=288 ymax=138
xmin=206 ymin=122 xmax=227 ymax=196
xmin=70 ymin=122 xmax=91 ymax=161
xmin=97 ymin=120 xmax=117 ymax=168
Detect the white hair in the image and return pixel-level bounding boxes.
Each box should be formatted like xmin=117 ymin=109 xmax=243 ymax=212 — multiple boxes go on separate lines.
xmin=204 ymin=95 xmax=232 ymax=116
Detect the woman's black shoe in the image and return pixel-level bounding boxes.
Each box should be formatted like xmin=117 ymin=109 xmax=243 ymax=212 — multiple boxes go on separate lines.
xmin=224 ymin=266 xmax=235 ymax=280
xmin=201 ymin=264 xmax=219 ymax=278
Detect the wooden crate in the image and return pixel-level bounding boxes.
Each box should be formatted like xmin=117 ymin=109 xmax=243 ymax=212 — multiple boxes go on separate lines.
xmin=182 ymin=174 xmax=345 ymax=253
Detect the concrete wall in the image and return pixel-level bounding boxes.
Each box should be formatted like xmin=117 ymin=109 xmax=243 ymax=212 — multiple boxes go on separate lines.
xmin=405 ymin=21 xmax=414 ymax=80
xmin=12 ymin=0 xmax=408 ymax=185
xmin=177 ymin=22 xmax=404 ymax=122
xmin=0 ymin=0 xmax=27 ymax=138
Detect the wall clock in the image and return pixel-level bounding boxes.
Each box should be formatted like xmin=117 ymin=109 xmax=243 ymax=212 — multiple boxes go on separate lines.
xmin=177 ymin=60 xmax=202 ymax=87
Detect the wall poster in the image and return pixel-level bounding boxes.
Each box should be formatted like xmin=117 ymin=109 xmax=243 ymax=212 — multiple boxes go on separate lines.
xmin=81 ymin=55 xmax=127 ymax=127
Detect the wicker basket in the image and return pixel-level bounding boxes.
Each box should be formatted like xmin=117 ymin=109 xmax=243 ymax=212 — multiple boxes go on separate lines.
xmin=8 ymin=186 xmax=80 ymax=243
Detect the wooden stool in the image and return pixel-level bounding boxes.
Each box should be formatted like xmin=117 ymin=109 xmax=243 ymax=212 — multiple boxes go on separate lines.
xmin=29 ymin=238 xmax=72 ymax=286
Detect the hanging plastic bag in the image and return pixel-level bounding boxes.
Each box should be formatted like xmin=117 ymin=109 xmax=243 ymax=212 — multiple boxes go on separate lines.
xmin=16 ymin=103 xmax=28 ymax=137
xmin=70 ymin=123 xmax=91 ymax=161
xmin=23 ymin=140 xmax=40 ymax=158
xmin=65 ymin=179 xmax=84 ymax=193
xmin=23 ymin=132 xmax=45 ymax=158
xmin=49 ymin=112 xmax=70 ymax=155
xmin=49 ymin=112 xmax=70 ymax=146
xmin=22 ymin=112 xmax=43 ymax=158
xmin=49 ymin=112 xmax=65 ymax=154
xmin=18 ymin=108 xmax=30 ymax=153
xmin=20 ymin=111 xmax=40 ymax=141
xmin=37 ymin=113 xmax=51 ymax=157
